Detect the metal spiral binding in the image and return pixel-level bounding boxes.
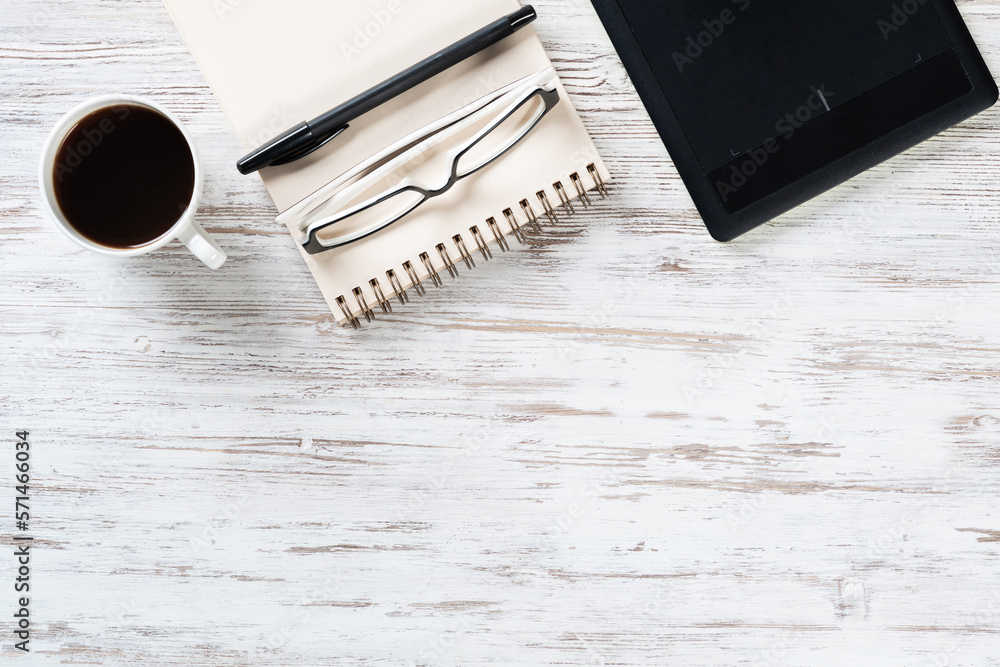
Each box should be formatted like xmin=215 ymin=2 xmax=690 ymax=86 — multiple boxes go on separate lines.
xmin=503 ymin=208 xmax=526 ymax=243
xmin=570 ymin=172 xmax=592 ymax=206
xmin=536 ymin=189 xmax=557 ymax=223
xmin=419 ymin=252 xmax=443 ymax=287
xmin=353 ymin=287 xmax=375 ymax=323
xmin=336 ymin=296 xmax=360 ymax=329
xmin=402 ymin=261 xmax=425 ymax=296
xmin=335 ymin=162 xmax=607 ymax=328
xmin=469 ymin=225 xmax=492 ymax=261
xmin=587 ymin=163 xmax=608 ymax=197
xmin=487 ymin=217 xmax=510 ymax=252
xmin=386 ymin=269 xmax=408 ymax=305
xmin=453 ymin=235 xmax=476 ymax=269
xmin=436 ymin=244 xmax=459 ymax=279
xmin=553 ymin=180 xmax=573 ymax=214
xmin=369 ymin=278 xmax=392 ymax=313
xmin=520 ymin=199 xmax=541 ymax=231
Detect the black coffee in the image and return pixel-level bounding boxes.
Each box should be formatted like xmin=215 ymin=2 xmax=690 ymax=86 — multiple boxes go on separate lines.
xmin=53 ymin=104 xmax=195 ymax=249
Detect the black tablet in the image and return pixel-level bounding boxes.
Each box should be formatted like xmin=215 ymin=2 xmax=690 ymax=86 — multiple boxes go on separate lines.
xmin=590 ymin=0 xmax=998 ymax=241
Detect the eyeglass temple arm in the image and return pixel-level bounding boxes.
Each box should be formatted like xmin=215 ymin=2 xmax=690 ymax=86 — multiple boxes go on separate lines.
xmin=301 ymin=86 xmax=561 ymax=255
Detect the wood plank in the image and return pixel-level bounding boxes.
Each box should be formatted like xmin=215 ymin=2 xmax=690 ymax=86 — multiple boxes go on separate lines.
xmin=2 ymin=0 xmax=1000 ymax=664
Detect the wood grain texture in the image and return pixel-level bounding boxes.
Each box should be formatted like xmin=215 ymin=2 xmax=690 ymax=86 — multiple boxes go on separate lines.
xmin=2 ymin=0 xmax=1000 ymax=665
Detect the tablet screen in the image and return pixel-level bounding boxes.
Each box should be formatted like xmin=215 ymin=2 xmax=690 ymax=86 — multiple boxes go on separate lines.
xmin=615 ymin=0 xmax=953 ymax=172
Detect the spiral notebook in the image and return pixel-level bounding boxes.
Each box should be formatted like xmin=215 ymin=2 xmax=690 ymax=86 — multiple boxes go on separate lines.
xmin=163 ymin=0 xmax=610 ymax=326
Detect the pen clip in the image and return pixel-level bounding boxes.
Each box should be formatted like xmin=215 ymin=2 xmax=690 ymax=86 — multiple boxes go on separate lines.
xmin=269 ymin=124 xmax=349 ymax=167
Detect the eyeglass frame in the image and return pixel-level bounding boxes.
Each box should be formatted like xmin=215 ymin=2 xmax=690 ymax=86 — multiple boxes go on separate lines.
xmin=299 ymin=82 xmax=561 ymax=255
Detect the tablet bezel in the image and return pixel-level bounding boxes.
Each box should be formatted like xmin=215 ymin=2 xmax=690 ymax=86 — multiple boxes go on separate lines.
xmin=590 ymin=0 xmax=999 ymax=241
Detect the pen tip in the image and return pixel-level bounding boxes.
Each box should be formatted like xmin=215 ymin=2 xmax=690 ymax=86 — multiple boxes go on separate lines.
xmin=511 ymin=6 xmax=537 ymax=30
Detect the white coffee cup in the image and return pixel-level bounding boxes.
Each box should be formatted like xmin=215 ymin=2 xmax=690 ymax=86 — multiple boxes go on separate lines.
xmin=39 ymin=95 xmax=227 ymax=269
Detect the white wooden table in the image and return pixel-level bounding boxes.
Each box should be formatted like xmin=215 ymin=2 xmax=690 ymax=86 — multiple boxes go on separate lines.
xmin=3 ymin=1 xmax=1000 ymax=665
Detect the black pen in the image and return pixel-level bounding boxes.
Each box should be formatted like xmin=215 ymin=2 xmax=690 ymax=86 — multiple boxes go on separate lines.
xmin=236 ymin=5 xmax=538 ymax=175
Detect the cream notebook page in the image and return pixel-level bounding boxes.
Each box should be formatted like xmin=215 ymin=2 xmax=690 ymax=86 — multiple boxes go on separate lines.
xmin=164 ymin=0 xmax=609 ymax=323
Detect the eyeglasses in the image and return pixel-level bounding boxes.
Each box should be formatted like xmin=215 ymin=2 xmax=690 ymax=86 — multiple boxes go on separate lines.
xmin=293 ymin=69 xmax=561 ymax=254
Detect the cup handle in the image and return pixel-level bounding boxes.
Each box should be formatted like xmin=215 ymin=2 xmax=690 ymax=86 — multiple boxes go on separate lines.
xmin=177 ymin=220 xmax=227 ymax=269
